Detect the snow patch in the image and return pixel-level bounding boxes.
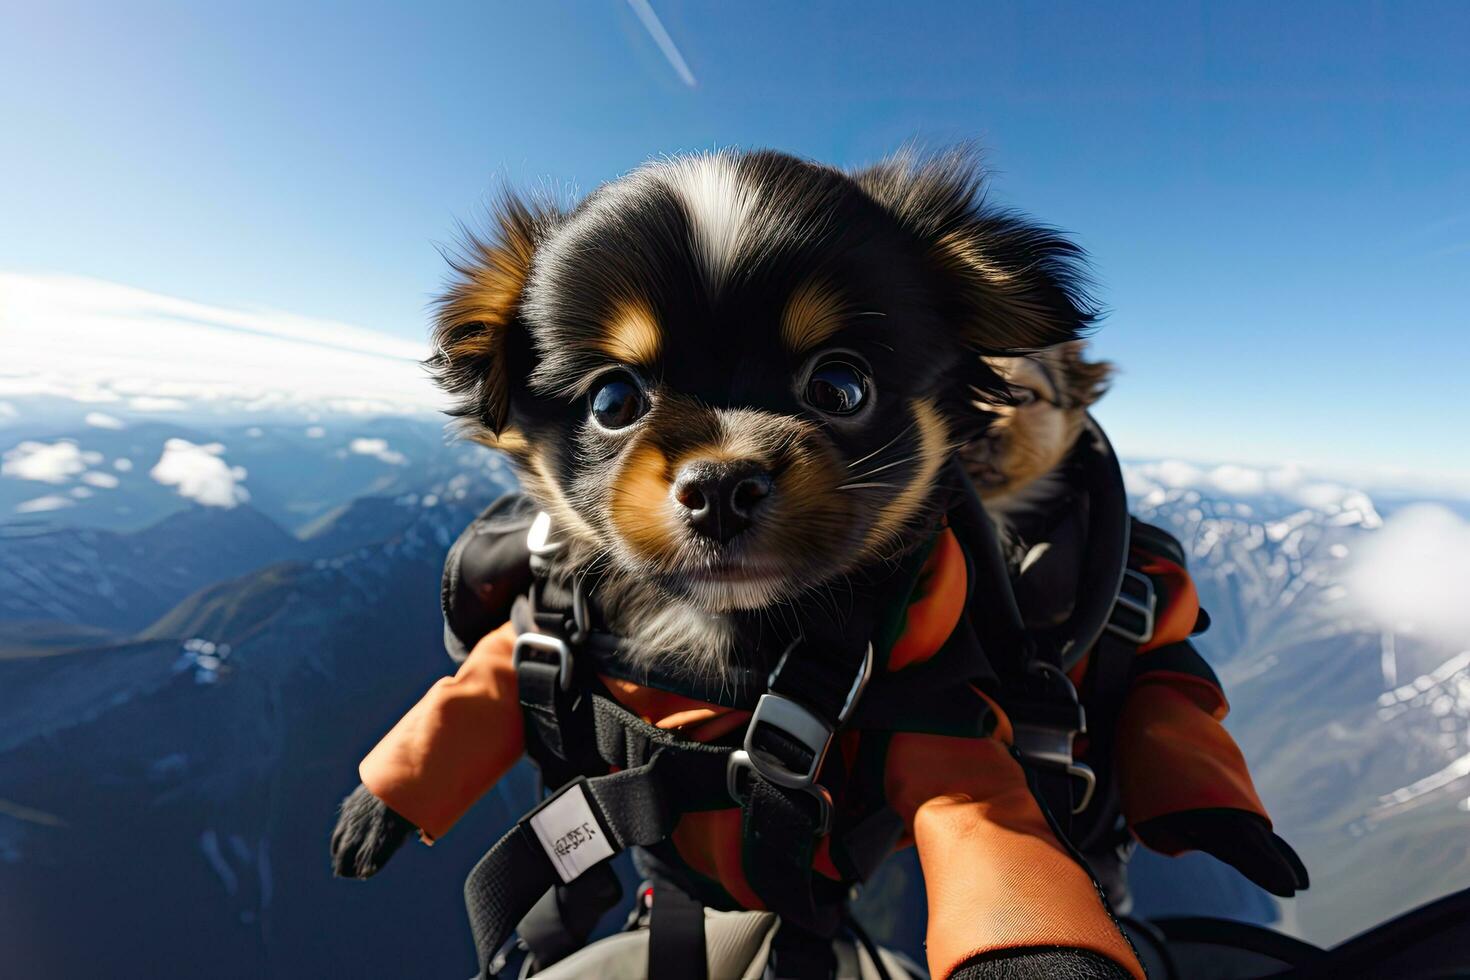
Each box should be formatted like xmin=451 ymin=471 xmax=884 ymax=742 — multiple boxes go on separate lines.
xmin=2 ymin=440 xmax=103 ymax=483
xmin=150 ymin=439 xmax=249 ymax=507
xmin=174 ymin=637 xmax=233 ymax=684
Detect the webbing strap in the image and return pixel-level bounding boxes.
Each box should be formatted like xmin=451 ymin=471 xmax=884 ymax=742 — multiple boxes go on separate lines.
xmin=494 ymin=494 xmax=944 ymax=953
xmin=740 ymin=777 xmax=845 ymax=936
xmin=648 ymin=881 xmax=709 ymax=980
xmin=1070 ymin=630 xmax=1133 ymax=852
xmin=467 ymin=755 xmax=719 ymax=977
xmin=515 ymin=862 xmax=622 ymax=971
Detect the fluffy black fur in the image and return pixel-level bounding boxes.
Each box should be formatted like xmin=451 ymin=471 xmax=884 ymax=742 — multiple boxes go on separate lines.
xmin=335 ymin=146 xmax=1102 ymax=875
xmin=422 ymin=147 xmax=1099 ymax=673
xmin=331 ymin=783 xmax=412 ymax=880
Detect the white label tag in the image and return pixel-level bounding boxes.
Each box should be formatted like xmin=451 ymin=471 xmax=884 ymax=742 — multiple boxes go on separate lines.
xmin=528 ymin=783 xmax=616 ymax=884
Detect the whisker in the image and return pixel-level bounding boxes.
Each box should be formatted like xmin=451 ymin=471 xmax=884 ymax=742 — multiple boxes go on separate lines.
xmin=847 ymin=421 xmax=917 ymax=470
xmin=849 ymin=450 xmax=928 ymax=481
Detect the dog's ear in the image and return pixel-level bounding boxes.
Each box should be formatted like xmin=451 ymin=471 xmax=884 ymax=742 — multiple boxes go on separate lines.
xmin=1048 ymin=340 xmax=1115 ymax=409
xmin=854 ymin=149 xmax=1098 ymax=355
xmin=428 ymin=194 xmax=559 ymax=438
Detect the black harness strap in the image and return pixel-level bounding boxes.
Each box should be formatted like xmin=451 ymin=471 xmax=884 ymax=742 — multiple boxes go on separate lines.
xmin=467 ymin=748 xmax=730 ymax=977
xmin=479 ymin=476 xmax=957 ymax=967
xmin=648 ymin=879 xmax=709 ymax=980
xmin=514 ymin=862 xmax=623 ymax=971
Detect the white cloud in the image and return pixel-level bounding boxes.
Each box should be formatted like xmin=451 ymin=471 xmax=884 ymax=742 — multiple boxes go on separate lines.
xmin=305 ymin=426 xmax=326 ymax=439
xmin=128 ymin=396 xmax=188 ymax=412
xmin=15 ymin=494 xmax=73 ymax=513
xmin=1 ymin=440 xmax=103 ymax=483
xmin=1207 ymin=464 xmax=1266 ymax=496
xmin=0 ymin=401 xmax=16 ymax=420
xmin=84 ymin=411 xmax=126 ymax=429
xmin=1123 ymin=458 xmax=1382 ymax=522
xmin=150 ymin=438 xmax=249 ymax=507
xmin=349 ymin=437 xmax=407 ymax=465
xmin=81 ymin=470 xmax=120 ymax=489
xmin=1345 ymin=504 xmax=1470 ymax=647
xmin=1149 ymin=460 xmax=1205 ymax=488
xmin=113 ymin=457 xmax=133 ymax=472
xmin=0 ymin=272 xmax=444 ymax=420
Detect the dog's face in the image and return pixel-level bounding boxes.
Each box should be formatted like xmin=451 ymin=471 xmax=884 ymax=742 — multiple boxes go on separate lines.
xmin=963 ymin=341 xmax=1113 ymax=503
xmin=431 ymin=150 xmax=1094 ymax=616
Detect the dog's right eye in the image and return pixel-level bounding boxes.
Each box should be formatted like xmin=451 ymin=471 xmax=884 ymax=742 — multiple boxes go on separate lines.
xmin=590 ymin=373 xmax=647 ymax=430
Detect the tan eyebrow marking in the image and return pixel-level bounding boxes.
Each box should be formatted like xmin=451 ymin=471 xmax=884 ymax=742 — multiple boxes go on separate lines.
xmin=780 ymin=279 xmax=850 ymax=353
xmin=861 ymin=397 xmax=950 ymax=555
xmin=599 ymin=299 xmax=663 ymax=364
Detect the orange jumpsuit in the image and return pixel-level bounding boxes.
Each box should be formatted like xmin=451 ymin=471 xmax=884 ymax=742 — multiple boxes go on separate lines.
xmin=359 ymin=532 xmax=1270 ymax=979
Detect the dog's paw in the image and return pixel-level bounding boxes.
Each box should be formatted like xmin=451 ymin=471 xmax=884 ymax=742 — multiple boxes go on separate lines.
xmin=1134 ymin=808 xmax=1309 ymax=897
xmin=330 ymin=784 xmax=414 ymax=879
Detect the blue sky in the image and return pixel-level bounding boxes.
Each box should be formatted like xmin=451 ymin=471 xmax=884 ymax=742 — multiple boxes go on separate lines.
xmin=3 ymin=1 xmax=1467 ymax=486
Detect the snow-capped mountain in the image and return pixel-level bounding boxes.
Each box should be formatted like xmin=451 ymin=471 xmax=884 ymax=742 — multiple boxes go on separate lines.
xmin=0 ymin=477 xmax=528 ymax=980
xmin=1122 ymin=460 xmax=1470 ymax=943
xmin=4 ymin=273 xmax=1468 ymax=972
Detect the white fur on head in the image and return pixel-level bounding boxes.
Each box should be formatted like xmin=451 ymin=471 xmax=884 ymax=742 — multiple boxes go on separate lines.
xmin=660 ymin=153 xmax=757 ymax=293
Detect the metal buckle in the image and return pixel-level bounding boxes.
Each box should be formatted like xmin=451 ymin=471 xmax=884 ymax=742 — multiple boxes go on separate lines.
xmin=1012 ymin=722 xmax=1098 ymax=814
xmin=726 ymin=750 xmax=834 ymax=836
xmin=526 ymin=511 xmax=564 ymax=557
xmin=1014 ymin=661 xmax=1096 ymax=814
xmin=743 ymin=693 xmax=832 ymax=789
xmin=1106 ymin=568 xmax=1157 ymax=645
xmin=745 ymin=642 xmax=874 ymax=789
xmin=838 ymin=641 xmax=875 ymax=725
xmin=512 ymin=631 xmax=573 ymax=692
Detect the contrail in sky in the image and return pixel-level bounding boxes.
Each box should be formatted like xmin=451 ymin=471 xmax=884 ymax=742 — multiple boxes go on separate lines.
xmin=627 ymin=0 xmax=697 ymax=87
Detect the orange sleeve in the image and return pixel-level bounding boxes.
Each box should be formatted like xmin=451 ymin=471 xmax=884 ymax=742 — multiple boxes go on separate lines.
xmin=1116 ymin=678 xmax=1269 ymax=836
xmin=1137 ymin=553 xmax=1201 ymax=653
xmin=358 ymin=621 xmax=525 ymax=841
xmin=886 ymin=731 xmax=1144 ymax=980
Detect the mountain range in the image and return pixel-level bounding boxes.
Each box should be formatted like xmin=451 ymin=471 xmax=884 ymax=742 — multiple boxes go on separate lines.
xmin=3 ymin=276 xmax=1467 ymax=976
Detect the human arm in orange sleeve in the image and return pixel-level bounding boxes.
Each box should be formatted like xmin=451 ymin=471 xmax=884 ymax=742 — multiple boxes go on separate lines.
xmin=885 ymin=722 xmax=1144 ymax=980
xmin=358 ymin=620 xmax=526 ymax=842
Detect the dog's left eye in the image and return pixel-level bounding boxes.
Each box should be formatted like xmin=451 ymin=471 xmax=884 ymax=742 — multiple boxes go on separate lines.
xmin=590 ymin=373 xmax=647 ymax=430
xmin=805 ymin=360 xmax=870 ymax=416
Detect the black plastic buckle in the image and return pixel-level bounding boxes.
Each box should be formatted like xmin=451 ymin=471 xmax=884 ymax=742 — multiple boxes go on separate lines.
xmin=1012 ymin=662 xmax=1097 ymax=814
xmin=742 ymin=641 xmax=873 ymax=789
xmin=1106 ymin=568 xmax=1157 ymax=645
xmin=513 ymin=632 xmax=574 ymax=692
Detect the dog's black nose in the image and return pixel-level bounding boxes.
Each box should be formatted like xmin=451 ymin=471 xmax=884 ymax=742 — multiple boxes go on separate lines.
xmin=671 ymin=460 xmax=773 ymax=543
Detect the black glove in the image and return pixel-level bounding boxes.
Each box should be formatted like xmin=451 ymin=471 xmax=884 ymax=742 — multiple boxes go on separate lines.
xmin=330 ymin=784 xmax=415 ymax=879
xmin=1134 ymin=808 xmax=1309 ymax=897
